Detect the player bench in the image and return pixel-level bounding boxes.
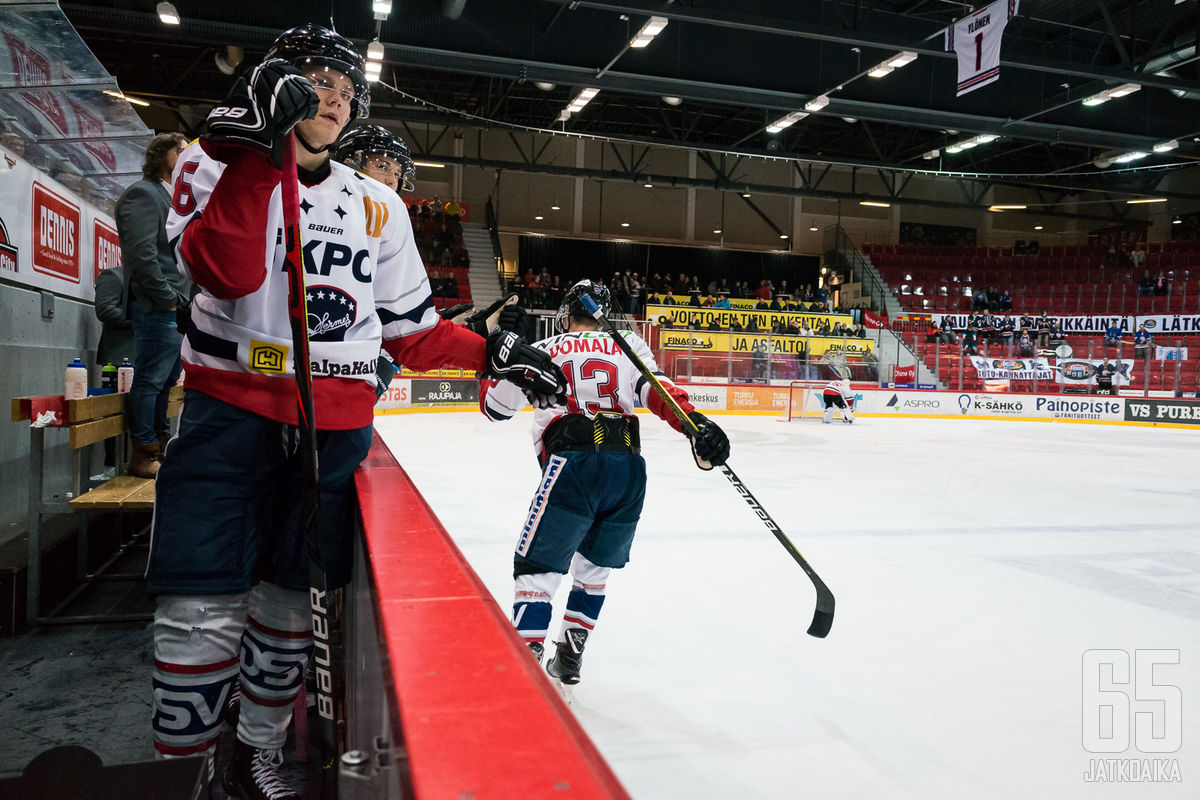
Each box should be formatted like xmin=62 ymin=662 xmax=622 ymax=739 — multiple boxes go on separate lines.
xmin=8 ymin=385 xmax=183 ymax=629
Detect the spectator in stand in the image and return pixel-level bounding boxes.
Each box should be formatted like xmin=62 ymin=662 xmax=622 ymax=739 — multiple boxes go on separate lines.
xmin=661 ymin=293 xmax=677 ymax=306
xmin=730 ymin=317 xmax=744 ymax=332
xmin=961 ymin=327 xmax=979 ymax=355
xmin=718 ymin=277 xmax=731 ymax=296
xmin=999 ymin=313 xmax=1015 ymax=349
xmin=1027 ymin=239 xmax=1040 ymax=255
xmin=769 ymin=294 xmax=784 ymax=311
xmin=407 ymin=201 xmax=418 ymax=220
xmin=1047 ymin=318 xmax=1066 ymax=348
xmin=1104 ymin=322 xmax=1124 ymax=348
xmin=1137 ymin=270 xmax=1154 ymax=296
xmin=702 ymin=294 xmax=716 ymax=308
xmin=853 ymin=323 xmax=867 ymax=338
xmin=745 ymin=315 xmax=759 ymax=333
xmin=755 ymin=279 xmax=772 ymax=302
xmin=755 ymin=296 xmax=769 ymax=310
xmin=1094 ymin=357 xmax=1117 ymax=395
xmin=939 ymin=316 xmax=956 ymax=344
xmin=817 ymin=318 xmax=831 ymax=336
xmin=1036 ymin=311 xmax=1052 ymax=350
xmin=778 ymin=279 xmax=791 ymax=298
xmin=444 ymin=198 xmax=462 ymax=222
xmin=707 ymin=317 xmax=722 ymax=331
xmin=973 ymin=286 xmax=989 ymax=310
xmin=784 ymin=317 xmax=800 ymax=336
xmin=707 ymin=277 xmax=719 ymax=295
xmin=1132 ymin=324 xmax=1152 ymax=360
xmin=997 ymin=288 xmax=1012 ymax=311
xmin=546 ymin=274 xmax=564 ymax=311
xmin=968 ymin=311 xmax=984 ymax=344
xmin=1154 ymin=271 xmax=1170 ymax=297
xmin=688 ymin=291 xmax=702 ymax=308
xmin=714 ymin=292 xmax=731 ymax=310
xmin=1018 ymin=330 xmax=1034 ymax=357
xmin=982 ymin=311 xmax=998 ymax=345
xmin=771 ymin=319 xmax=787 ymax=335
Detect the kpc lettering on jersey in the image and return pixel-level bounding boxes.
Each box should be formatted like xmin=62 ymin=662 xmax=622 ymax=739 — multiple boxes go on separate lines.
xmin=481 ymin=328 xmax=683 ymax=455
xmin=944 ymin=0 xmax=1019 ymax=97
xmin=167 ymin=140 xmax=437 ymax=388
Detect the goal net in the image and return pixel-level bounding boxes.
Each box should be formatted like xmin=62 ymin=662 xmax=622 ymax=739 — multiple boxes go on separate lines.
xmin=778 ymin=381 xmax=829 ymax=422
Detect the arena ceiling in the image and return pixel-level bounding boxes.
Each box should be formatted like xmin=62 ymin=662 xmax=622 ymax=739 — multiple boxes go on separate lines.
xmin=63 ymin=0 xmax=1200 ymax=209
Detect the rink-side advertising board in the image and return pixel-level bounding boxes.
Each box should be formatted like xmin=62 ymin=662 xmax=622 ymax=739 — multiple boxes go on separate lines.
xmin=1123 ymin=398 xmax=1200 ymax=426
xmin=411 ymin=379 xmax=480 ymax=406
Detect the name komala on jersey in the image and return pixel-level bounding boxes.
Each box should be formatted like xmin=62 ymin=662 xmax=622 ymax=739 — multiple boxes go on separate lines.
xmin=166 ymin=140 xmax=476 ymax=429
xmin=480 ymin=328 xmax=692 ymax=456
xmin=944 ymin=0 xmax=1019 ymax=96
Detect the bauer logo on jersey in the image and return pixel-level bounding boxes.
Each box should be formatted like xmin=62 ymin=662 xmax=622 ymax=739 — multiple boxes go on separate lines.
xmin=517 ymin=455 xmax=565 ymax=557
xmin=248 ymin=340 xmax=289 ymax=373
xmin=306 ymin=285 xmax=358 ymax=341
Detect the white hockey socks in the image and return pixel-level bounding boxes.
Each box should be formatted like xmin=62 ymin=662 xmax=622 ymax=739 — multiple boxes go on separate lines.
xmin=513 ymin=571 xmax=560 ymax=646
xmin=558 ymin=553 xmax=610 ymax=643
xmin=236 ymin=581 xmax=312 ymax=750
xmin=822 ymin=407 xmax=834 ymax=424
xmin=152 ymin=593 xmax=248 ymax=757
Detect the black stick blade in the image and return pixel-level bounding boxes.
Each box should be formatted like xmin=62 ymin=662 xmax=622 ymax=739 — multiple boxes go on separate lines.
xmin=806 ymin=581 xmax=836 ymax=638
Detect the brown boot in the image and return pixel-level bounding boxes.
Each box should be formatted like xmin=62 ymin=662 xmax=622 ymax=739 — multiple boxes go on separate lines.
xmin=129 ymin=441 xmax=161 ymax=478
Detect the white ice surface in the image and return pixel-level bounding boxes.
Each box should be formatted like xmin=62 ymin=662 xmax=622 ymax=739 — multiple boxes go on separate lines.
xmin=375 ymin=412 xmax=1200 ymax=800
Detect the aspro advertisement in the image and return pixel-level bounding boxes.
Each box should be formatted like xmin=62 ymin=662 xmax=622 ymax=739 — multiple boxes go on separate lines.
xmin=0 ymin=144 xmax=120 ymax=301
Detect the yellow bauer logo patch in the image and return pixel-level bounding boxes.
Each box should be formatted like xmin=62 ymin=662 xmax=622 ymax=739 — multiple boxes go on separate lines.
xmin=249 ymin=340 xmax=289 ymax=373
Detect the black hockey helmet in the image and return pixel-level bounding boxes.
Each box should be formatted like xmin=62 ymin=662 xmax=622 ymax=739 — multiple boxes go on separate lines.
xmin=335 ymin=125 xmax=417 ymax=191
xmin=555 ymin=279 xmax=611 ymax=333
xmin=266 ymin=23 xmax=370 ymax=119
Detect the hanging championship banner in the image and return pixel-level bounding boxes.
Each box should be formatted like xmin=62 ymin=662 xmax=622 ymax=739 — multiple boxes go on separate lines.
xmin=968 ymin=355 xmax=1054 ymax=380
xmin=1155 ymin=345 xmax=1188 ymax=361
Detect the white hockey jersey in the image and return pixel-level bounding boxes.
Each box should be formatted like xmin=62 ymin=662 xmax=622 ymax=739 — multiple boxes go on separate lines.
xmin=945 ymin=0 xmax=1019 ymax=96
xmin=480 ymin=328 xmax=694 ymax=456
xmin=166 ymin=141 xmax=484 ymax=429
xmin=823 ymin=379 xmax=854 ymax=400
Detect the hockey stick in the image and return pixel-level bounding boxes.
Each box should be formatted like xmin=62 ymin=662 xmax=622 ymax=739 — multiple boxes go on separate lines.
xmin=280 ymin=134 xmax=343 ymax=798
xmin=580 ymin=296 xmax=835 ymax=638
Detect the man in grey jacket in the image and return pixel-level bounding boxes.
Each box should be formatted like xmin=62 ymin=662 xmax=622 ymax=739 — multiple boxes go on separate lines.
xmin=117 ymin=132 xmax=189 ymax=477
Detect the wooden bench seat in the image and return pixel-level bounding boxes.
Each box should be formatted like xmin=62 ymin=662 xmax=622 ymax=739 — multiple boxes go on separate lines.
xmin=69 ymin=475 xmax=156 ymax=510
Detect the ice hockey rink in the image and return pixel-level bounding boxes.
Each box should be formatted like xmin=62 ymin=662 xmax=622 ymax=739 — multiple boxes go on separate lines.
xmin=376 ymin=410 xmax=1200 ymax=800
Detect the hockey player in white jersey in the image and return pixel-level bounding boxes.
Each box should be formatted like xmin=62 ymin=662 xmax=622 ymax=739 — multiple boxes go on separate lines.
xmin=145 ymin=23 xmax=564 ymax=800
xmin=335 ymin=123 xmax=416 ymax=193
xmin=481 ymin=280 xmax=730 ymax=693
xmin=822 ymin=378 xmax=856 ymax=424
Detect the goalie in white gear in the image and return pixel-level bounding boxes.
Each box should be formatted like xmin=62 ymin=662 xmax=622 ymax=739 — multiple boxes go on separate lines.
xmin=821 ymin=378 xmax=855 ymax=424
xmin=480 ymin=279 xmax=730 ymax=694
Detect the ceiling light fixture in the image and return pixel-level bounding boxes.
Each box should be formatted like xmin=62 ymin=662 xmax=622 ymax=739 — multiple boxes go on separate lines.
xmin=867 ymin=65 xmax=893 ymax=78
xmin=988 ymin=204 xmax=1027 ymax=211
xmin=922 ymin=149 xmax=939 ymax=160
xmin=765 ymin=110 xmax=808 ymax=134
xmin=565 ymin=87 xmax=600 ymax=116
xmin=366 ymin=39 xmax=384 ymax=61
xmin=804 ymin=94 xmax=830 ymax=112
xmin=373 ymin=0 xmax=392 ymax=20
xmin=550 ymin=199 xmax=561 ymax=210
xmin=630 ymin=15 xmax=669 ymax=48
xmin=662 ymin=96 xmax=682 ymax=106
xmin=779 ymin=234 xmax=789 ymax=239
xmin=413 ymin=161 xmax=445 ymax=168
xmin=713 ymin=228 xmax=722 ymax=234
xmin=1126 ymin=197 xmax=1167 ymax=204
xmin=156 ymin=1 xmax=180 ymax=24
xmin=1034 ymin=225 xmax=1044 ymax=231
xmin=1172 ymin=217 xmax=1182 ymax=225
xmin=860 ymin=200 xmax=891 ymax=208
xmin=1153 ymin=139 xmax=1179 ymax=153
xmin=364 ymin=61 xmax=382 ymax=82
xmin=534 ymin=81 xmax=556 ymax=91
xmin=534 ymin=215 xmax=544 ymax=220
xmin=809 ymin=220 xmax=819 ymax=232
xmin=944 ymin=133 xmax=1000 ymax=154
xmin=1113 ymin=151 xmax=1149 ymax=163
xmin=102 ymin=89 xmax=150 ymax=107
xmin=620 ymin=222 xmax=630 ymax=227
xmin=1082 ymin=82 xmax=1140 ymax=107
xmin=867 ymin=51 xmax=917 ymax=79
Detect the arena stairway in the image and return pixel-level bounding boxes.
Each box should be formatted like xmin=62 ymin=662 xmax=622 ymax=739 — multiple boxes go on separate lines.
xmin=460 ymin=224 xmax=505 ymax=310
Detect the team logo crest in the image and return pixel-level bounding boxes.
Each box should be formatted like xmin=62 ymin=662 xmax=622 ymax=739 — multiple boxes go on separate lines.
xmin=306 ymin=285 xmax=357 ymax=341
xmin=249 ymin=340 xmax=288 ymax=373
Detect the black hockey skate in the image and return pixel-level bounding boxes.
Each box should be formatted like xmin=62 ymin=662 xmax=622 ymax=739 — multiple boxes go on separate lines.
xmin=222 ymin=740 xmax=301 ymax=800
xmin=545 ymin=628 xmax=588 ymax=685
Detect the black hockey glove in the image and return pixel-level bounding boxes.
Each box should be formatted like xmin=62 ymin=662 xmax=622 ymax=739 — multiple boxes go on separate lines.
xmin=203 ymin=59 xmax=319 ymax=168
xmin=496 ymin=300 xmax=533 ymax=340
xmin=686 ymin=411 xmax=730 ymax=471
xmin=462 ymin=295 xmax=508 ymax=337
xmin=463 ymin=294 xmax=531 ymax=338
xmin=486 ymin=329 xmax=566 ymax=408
xmin=438 ymin=303 xmax=475 ymax=324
